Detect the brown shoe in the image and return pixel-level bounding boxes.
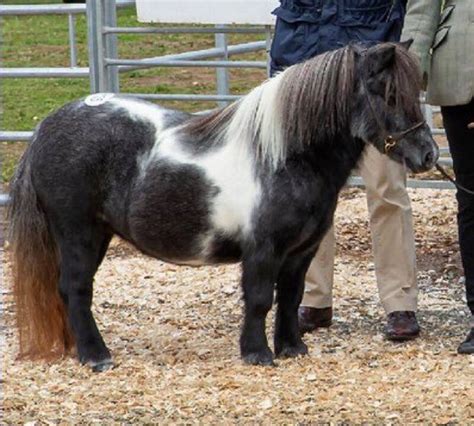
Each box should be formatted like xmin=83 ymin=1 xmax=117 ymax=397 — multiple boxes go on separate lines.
xmin=298 ymin=306 xmax=333 ymax=335
xmin=385 ymin=311 xmax=420 ymax=341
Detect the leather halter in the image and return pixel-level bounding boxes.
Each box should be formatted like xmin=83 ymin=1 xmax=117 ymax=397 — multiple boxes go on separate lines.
xmin=364 ymin=75 xmax=474 ymax=195
xmin=361 ymin=56 xmax=474 ymax=195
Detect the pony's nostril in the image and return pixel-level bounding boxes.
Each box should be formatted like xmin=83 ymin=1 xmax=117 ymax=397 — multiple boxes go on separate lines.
xmin=424 ymin=150 xmax=434 ymax=166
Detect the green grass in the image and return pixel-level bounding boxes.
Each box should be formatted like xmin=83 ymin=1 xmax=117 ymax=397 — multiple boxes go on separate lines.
xmin=0 ymin=1 xmax=268 ymax=182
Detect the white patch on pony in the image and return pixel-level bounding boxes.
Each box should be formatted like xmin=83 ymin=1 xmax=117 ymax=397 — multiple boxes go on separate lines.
xmin=149 ymin=130 xmax=261 ymax=246
xmin=110 ymin=97 xmax=166 ymax=133
xmin=84 ymin=93 xmax=115 ymax=106
xmin=119 ymin=97 xmax=262 ymax=258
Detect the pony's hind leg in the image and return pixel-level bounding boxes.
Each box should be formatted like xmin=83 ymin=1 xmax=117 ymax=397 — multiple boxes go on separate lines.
xmin=274 ymin=253 xmax=313 ymax=359
xmin=55 ymin=225 xmax=113 ymax=372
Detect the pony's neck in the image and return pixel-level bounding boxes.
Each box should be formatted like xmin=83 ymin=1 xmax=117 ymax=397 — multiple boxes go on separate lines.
xmin=302 ymin=133 xmax=366 ymax=190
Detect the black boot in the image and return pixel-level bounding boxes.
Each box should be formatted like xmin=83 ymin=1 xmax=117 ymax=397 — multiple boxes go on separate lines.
xmin=457 ymin=327 xmax=474 ymax=354
xmin=385 ymin=311 xmax=420 ymax=341
xmin=298 ymin=307 xmax=333 ymax=335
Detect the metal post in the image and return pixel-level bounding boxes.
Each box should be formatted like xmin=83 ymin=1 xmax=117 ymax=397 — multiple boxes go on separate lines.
xmin=68 ymin=14 xmax=78 ymax=67
xmin=265 ymin=25 xmax=272 ymax=77
xmin=215 ymin=25 xmax=229 ymax=107
xmin=424 ymin=102 xmax=434 ymax=130
xmin=86 ymin=0 xmax=106 ymax=92
xmin=104 ymin=0 xmax=119 ymax=92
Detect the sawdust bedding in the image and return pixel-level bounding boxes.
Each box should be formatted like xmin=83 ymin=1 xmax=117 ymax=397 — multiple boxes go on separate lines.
xmin=1 ymin=188 xmax=473 ymax=424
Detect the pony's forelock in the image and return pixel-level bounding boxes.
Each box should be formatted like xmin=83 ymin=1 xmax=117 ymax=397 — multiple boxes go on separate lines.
xmin=380 ymin=43 xmax=424 ymax=121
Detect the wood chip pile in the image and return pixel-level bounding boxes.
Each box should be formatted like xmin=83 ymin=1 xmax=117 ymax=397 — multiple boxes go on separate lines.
xmin=2 ymin=188 xmax=473 ymax=423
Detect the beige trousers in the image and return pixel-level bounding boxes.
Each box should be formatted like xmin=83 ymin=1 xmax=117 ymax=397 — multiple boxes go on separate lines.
xmin=301 ymin=145 xmax=418 ymax=314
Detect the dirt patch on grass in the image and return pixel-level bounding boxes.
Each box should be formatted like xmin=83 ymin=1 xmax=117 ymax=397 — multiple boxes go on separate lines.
xmin=2 ymin=188 xmax=473 ymax=423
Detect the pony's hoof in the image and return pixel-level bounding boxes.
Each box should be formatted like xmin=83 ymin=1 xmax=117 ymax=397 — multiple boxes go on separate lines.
xmin=242 ymin=350 xmax=275 ymax=366
xmin=89 ymin=358 xmax=115 ymax=372
xmin=276 ymin=342 xmax=308 ymax=359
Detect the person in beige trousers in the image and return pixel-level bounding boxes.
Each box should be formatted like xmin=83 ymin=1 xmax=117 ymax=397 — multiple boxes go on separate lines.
xmin=299 ymin=143 xmax=420 ymax=340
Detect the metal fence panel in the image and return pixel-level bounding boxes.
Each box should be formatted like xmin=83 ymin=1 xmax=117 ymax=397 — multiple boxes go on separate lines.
xmin=0 ymin=0 xmax=452 ymax=207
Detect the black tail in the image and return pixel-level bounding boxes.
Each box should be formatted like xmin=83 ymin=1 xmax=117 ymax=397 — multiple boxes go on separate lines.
xmin=8 ymin=142 xmax=74 ymax=359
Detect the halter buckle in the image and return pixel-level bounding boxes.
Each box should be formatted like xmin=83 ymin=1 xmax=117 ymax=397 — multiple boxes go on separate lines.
xmin=384 ymin=135 xmax=397 ymax=153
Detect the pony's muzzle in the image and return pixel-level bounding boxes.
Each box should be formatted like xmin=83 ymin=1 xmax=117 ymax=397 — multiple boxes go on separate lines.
xmin=420 ymin=141 xmax=439 ymax=172
xmin=423 ymin=147 xmax=438 ymax=170
xmin=405 ymin=139 xmax=439 ymax=173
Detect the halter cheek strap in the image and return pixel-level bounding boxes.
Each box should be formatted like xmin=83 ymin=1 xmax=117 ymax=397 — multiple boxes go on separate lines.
xmin=361 ymin=65 xmax=425 ymax=153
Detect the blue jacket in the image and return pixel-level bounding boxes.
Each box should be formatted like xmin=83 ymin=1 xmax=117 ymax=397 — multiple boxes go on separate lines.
xmin=270 ymin=0 xmax=406 ymax=74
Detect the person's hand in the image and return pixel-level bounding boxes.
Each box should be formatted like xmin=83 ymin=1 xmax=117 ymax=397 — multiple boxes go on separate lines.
xmin=468 ymin=122 xmax=474 ymax=129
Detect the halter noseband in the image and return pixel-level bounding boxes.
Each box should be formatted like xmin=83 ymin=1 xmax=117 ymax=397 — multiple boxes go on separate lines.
xmin=362 ymin=66 xmax=426 ymax=154
xmin=382 ymin=121 xmax=427 ymax=153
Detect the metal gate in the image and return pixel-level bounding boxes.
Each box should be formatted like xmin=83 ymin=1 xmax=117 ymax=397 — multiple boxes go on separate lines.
xmin=0 ymin=0 xmax=454 ymax=207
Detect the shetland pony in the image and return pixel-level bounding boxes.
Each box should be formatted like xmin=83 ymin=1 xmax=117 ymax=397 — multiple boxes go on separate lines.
xmin=9 ymin=42 xmax=438 ymax=371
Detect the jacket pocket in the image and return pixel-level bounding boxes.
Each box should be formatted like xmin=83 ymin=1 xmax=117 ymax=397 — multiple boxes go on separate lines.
xmin=339 ymin=0 xmax=396 ymax=27
xmin=432 ymin=26 xmax=450 ymax=51
xmin=273 ymin=0 xmax=323 ymax=24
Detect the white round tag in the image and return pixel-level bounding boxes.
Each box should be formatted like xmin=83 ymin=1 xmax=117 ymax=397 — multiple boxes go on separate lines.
xmin=84 ymin=93 xmax=115 ymax=107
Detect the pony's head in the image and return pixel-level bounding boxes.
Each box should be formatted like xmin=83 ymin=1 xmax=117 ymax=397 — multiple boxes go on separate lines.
xmin=351 ymin=41 xmax=439 ymax=173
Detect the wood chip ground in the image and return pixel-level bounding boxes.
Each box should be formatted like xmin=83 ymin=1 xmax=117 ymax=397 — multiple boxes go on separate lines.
xmin=1 ymin=188 xmax=473 ymax=423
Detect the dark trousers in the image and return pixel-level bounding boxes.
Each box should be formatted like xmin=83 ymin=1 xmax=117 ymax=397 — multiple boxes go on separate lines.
xmin=441 ymin=98 xmax=474 ymax=315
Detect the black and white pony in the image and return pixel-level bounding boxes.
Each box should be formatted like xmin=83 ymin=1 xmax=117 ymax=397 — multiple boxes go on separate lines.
xmin=9 ymin=42 xmax=438 ymax=372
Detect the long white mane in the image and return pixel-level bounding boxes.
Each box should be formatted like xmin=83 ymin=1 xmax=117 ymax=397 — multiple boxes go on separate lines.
xmin=184 ymin=46 xmax=357 ymax=169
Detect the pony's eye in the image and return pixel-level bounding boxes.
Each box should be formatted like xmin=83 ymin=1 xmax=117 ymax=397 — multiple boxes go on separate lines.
xmin=387 ymin=94 xmax=396 ymax=107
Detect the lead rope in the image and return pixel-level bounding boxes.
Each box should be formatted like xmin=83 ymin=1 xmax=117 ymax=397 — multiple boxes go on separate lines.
xmin=435 ymin=163 xmax=474 ymax=196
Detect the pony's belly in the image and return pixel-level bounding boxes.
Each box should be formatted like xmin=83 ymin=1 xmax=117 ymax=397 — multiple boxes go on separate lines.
xmin=206 ymin=234 xmax=243 ymax=263
xmin=164 ymin=234 xmax=242 ymax=265
xmin=150 ymin=235 xmax=242 ymax=266
xmin=162 ymin=257 xmax=210 ymax=267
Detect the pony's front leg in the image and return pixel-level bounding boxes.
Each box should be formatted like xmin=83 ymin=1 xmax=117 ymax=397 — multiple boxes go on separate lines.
xmin=240 ymin=254 xmax=279 ymax=366
xmin=274 ymin=253 xmax=314 ymax=359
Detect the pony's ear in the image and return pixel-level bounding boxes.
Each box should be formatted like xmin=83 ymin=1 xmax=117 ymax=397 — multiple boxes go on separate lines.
xmin=367 ymin=44 xmax=396 ymax=76
xmin=399 ymin=38 xmax=414 ymax=50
